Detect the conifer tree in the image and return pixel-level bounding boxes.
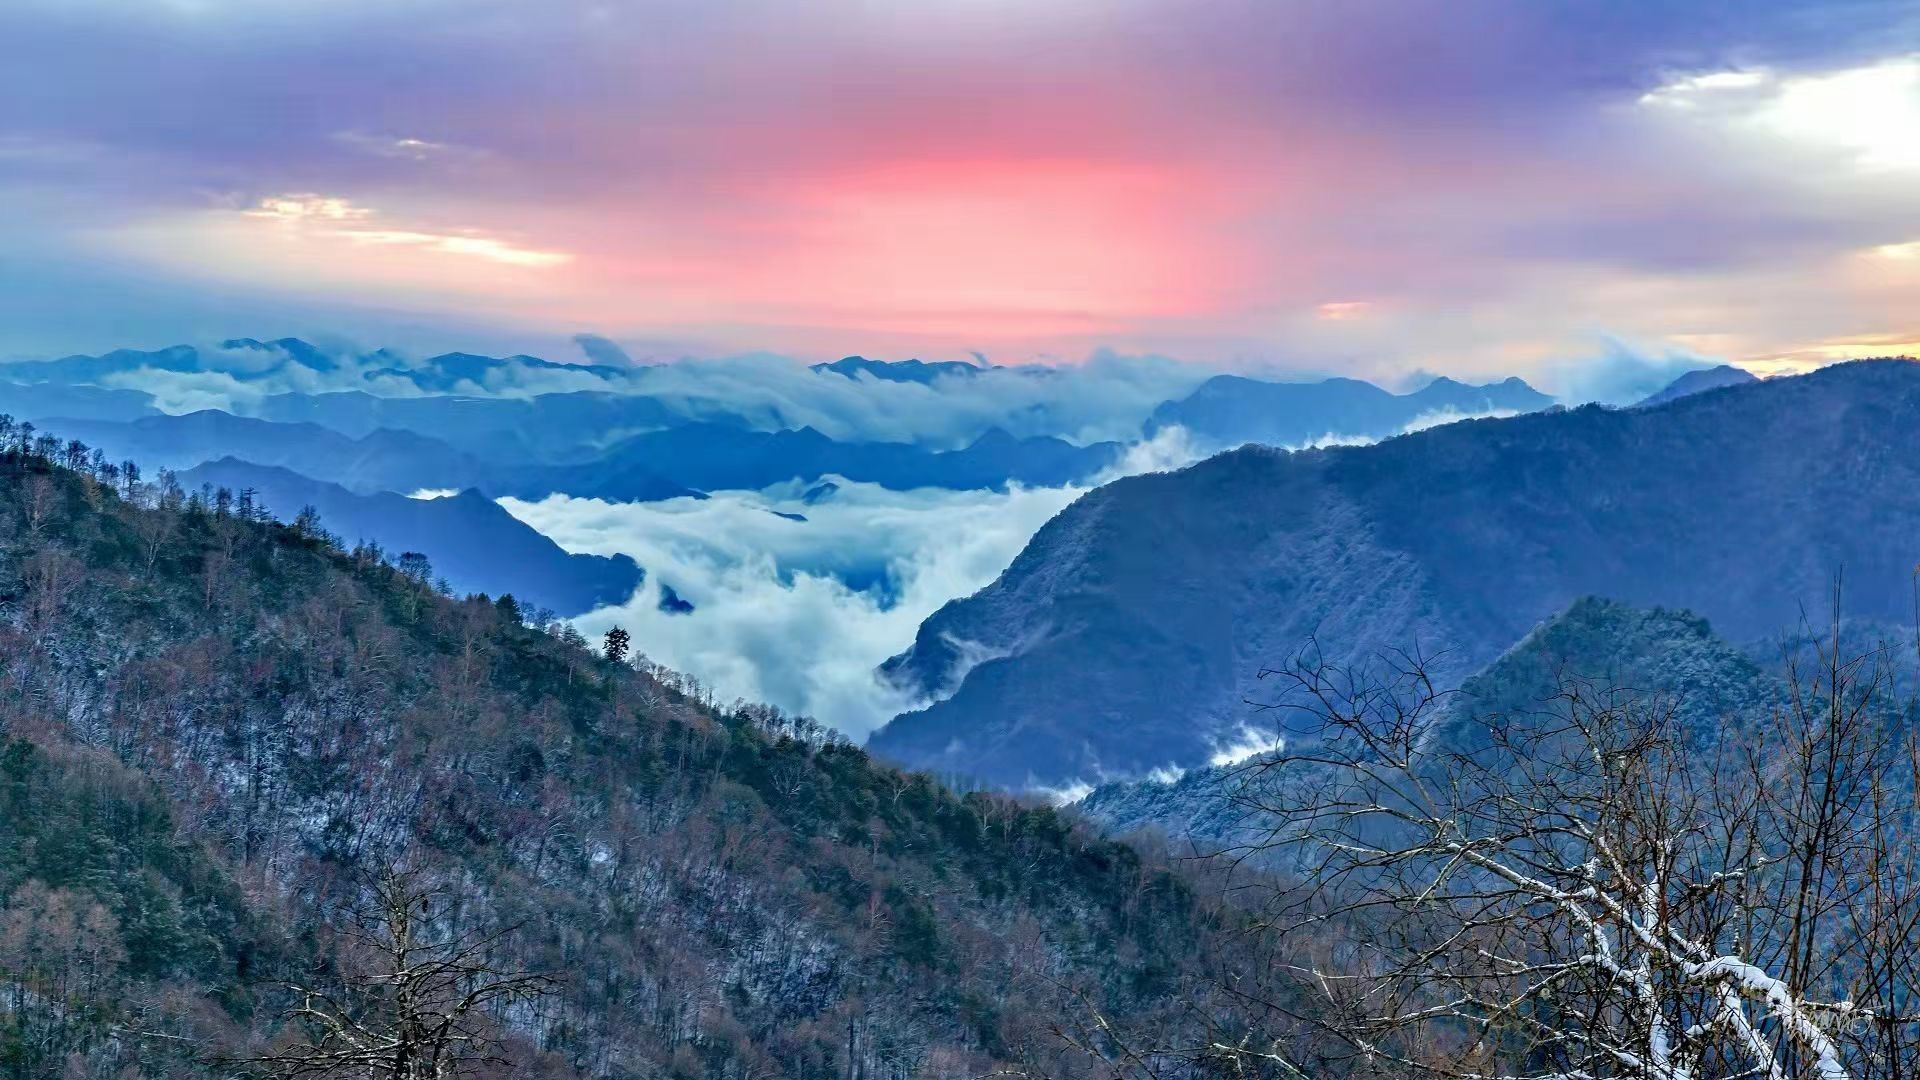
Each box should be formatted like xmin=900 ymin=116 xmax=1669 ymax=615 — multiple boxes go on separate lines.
xmin=602 ymin=625 xmax=630 ymax=664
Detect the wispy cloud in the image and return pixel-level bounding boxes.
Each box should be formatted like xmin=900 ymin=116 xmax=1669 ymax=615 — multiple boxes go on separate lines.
xmin=240 ymin=192 xmax=570 ymax=267
xmin=339 ymin=228 xmax=571 ymax=267
xmin=244 ymin=193 xmax=371 ymax=222
xmin=332 ymin=130 xmax=488 ymax=163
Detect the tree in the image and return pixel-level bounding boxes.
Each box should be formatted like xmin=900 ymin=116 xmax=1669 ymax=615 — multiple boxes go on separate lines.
xmin=396 ymin=551 xmax=434 ymax=584
xmin=250 ymin=869 xmax=555 ymax=1079
xmin=1212 ymin=631 xmax=1920 ymax=1080
xmin=602 ymin=625 xmax=630 ymax=665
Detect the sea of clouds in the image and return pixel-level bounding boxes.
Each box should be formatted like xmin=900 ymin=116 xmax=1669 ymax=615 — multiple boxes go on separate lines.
xmin=495 ymin=426 xmax=1207 ymax=740
xmin=500 ymin=480 xmax=1086 ymax=738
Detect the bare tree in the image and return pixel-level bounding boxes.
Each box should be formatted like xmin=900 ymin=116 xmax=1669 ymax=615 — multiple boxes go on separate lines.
xmin=1211 ymin=630 xmax=1920 ymax=1080
xmin=249 ymin=869 xmax=555 ymax=1079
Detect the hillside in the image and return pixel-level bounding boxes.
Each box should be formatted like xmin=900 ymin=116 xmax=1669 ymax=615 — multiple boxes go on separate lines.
xmin=176 ymin=457 xmax=645 ymax=617
xmin=1077 ymin=598 xmax=1779 ymax=847
xmin=0 ymin=440 xmax=1265 ymax=1078
xmin=1636 ymin=363 xmax=1759 ymax=407
xmin=871 ymin=359 xmax=1920 ymax=788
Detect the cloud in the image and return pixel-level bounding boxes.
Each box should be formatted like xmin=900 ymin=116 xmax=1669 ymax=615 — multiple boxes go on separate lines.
xmin=235 ymin=192 xmax=572 ymax=267
xmin=499 ymin=478 xmax=1086 ymax=738
xmin=611 ymin=349 xmax=1211 ymax=446
xmin=1640 ymin=56 xmax=1920 ymax=172
xmin=5 ymin=1 xmax=1920 ymax=373
xmin=243 ymin=193 xmax=372 ymax=222
xmin=1208 ymin=724 xmax=1286 ymax=767
xmin=332 ymin=130 xmax=488 ymax=163
xmin=571 ymin=333 xmax=635 ymax=367
xmin=1539 ymin=340 xmax=1717 ymax=406
xmin=338 ymin=228 xmax=571 ymax=268
xmin=490 ymin=433 xmax=1207 ymax=740
xmin=1093 ymin=422 xmax=1206 ymax=480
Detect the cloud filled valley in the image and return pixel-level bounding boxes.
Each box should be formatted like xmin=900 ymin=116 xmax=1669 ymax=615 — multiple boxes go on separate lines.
xmin=498 ymin=479 xmax=1088 ymax=738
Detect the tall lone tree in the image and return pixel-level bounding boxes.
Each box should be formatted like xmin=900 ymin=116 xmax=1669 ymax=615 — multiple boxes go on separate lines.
xmin=602 ymin=625 xmax=631 ymax=664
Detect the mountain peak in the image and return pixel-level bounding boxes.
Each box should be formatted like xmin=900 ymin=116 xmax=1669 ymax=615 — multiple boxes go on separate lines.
xmin=1637 ymin=364 xmax=1760 ymax=408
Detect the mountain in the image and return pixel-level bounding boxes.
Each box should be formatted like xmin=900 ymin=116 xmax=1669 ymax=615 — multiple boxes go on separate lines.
xmin=1077 ymin=597 xmax=1779 ymax=856
xmin=0 ymin=441 xmax=1261 ymax=1077
xmin=810 ymin=356 xmax=987 ymax=383
xmin=1638 ymin=363 xmax=1760 ymax=407
xmin=870 ymin=359 xmax=1920 ymax=789
xmin=31 ymin=410 xmax=490 ymax=495
xmin=1145 ymin=373 xmax=1555 ymax=450
xmin=1433 ymin=595 xmax=1777 ymax=747
xmin=546 ymin=423 xmax=1124 ymax=494
xmin=0 ymin=338 xmax=383 ymax=385
xmin=249 ymin=388 xmax=700 ymax=462
xmin=0 ymin=337 xmax=635 ymax=396
xmin=366 ymin=350 xmax=633 ymax=393
xmin=23 ymin=407 xmax=1099 ymax=504
xmin=0 ymin=380 xmax=160 ymax=423
xmin=177 ymin=458 xmax=642 ymax=616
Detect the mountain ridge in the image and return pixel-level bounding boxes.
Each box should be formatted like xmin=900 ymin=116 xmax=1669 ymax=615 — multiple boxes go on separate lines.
xmin=871 ymin=359 xmax=1920 ymax=788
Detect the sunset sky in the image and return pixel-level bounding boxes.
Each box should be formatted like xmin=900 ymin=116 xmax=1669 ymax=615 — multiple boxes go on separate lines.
xmin=3 ymin=0 xmax=1918 ymax=380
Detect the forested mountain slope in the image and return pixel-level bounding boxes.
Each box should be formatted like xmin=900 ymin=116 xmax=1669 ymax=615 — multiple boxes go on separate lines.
xmin=872 ymin=360 xmax=1920 ymax=788
xmin=1077 ymin=598 xmax=1781 ymax=848
xmin=176 ymin=457 xmax=644 ymax=617
xmin=0 ymin=436 xmax=1264 ymax=1078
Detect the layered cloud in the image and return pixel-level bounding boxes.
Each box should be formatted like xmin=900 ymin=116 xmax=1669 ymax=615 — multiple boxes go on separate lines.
xmin=2 ymin=1 xmax=1918 ymax=374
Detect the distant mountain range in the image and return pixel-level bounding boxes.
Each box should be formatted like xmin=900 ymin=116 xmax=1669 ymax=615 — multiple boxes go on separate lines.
xmin=870 ymin=360 xmax=1920 ymax=788
xmin=37 ymin=411 xmax=489 ymax=494
xmin=0 ymin=337 xmax=633 ymax=395
xmin=0 ymin=380 xmax=160 ymax=423
xmin=810 ymin=356 xmax=988 ymax=383
xmin=178 ymin=458 xmax=643 ymax=616
xmin=1146 ymin=373 xmax=1555 ymax=450
xmin=571 ymin=423 xmax=1123 ymax=493
xmin=21 ymin=410 xmax=1119 ymax=500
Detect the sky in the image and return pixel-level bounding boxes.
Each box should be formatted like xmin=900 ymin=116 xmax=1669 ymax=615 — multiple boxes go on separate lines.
xmin=3 ymin=0 xmax=1920 ymax=379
